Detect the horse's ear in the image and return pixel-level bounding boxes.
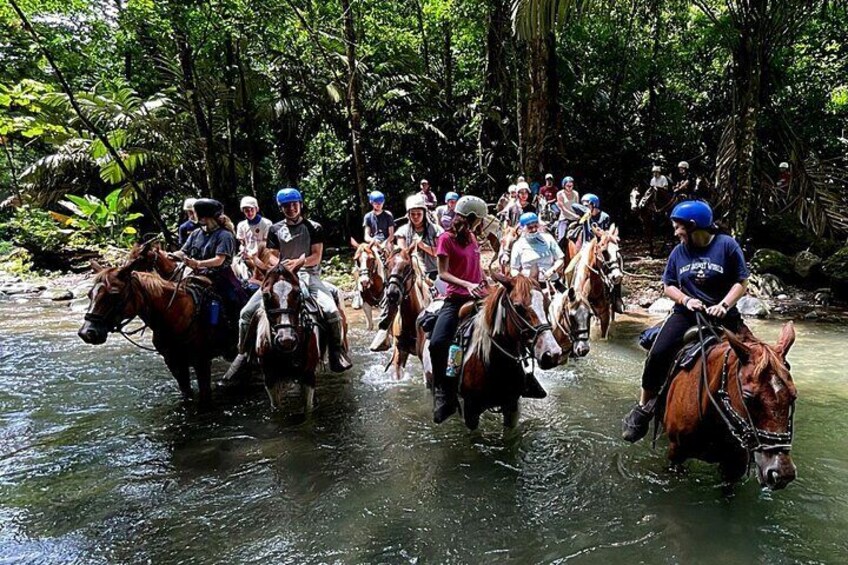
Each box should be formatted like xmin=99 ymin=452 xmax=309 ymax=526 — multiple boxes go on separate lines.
xmin=289 ymin=256 xmax=306 ymax=274
xmin=90 ymin=260 xmax=104 ymax=273
xmin=493 ymin=272 xmax=513 ymax=291
xmin=350 ymin=237 xmax=360 ymax=250
xmin=726 ymin=330 xmax=751 ymax=362
xmin=774 ymin=321 xmax=796 ymax=359
xmin=528 ymin=263 xmax=539 ymax=281
xmin=567 ymin=286 xmax=577 ymax=302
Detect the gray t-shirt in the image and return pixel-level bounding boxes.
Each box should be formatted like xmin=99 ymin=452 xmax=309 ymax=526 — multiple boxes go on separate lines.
xmin=395 ymin=221 xmax=442 ymax=274
xmin=267 ymin=218 xmax=325 ymax=275
xmin=363 ymin=210 xmax=395 ymax=242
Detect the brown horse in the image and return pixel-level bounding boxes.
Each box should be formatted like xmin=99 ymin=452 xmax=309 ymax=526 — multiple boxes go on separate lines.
xmin=663 ymin=322 xmax=798 ymax=489
xmin=382 ymin=244 xmax=431 ymax=381
xmin=350 ymin=238 xmax=386 ymax=330
xmin=570 ymin=238 xmax=613 ymax=339
xmin=459 ymin=273 xmax=562 ymax=430
xmin=78 ymin=252 xmax=233 ymax=403
xmin=255 ymin=259 xmax=323 ymax=412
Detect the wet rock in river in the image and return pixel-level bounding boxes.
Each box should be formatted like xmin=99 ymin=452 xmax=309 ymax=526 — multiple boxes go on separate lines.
xmin=751 ymin=249 xmax=794 ymax=278
xmin=40 ymin=288 xmax=73 ymax=301
xmin=736 ymin=296 xmax=770 ymax=318
xmin=648 ymin=297 xmax=675 ymax=314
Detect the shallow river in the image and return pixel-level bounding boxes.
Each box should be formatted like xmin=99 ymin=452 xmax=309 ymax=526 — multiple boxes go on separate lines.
xmin=1 ymin=299 xmax=847 ymax=564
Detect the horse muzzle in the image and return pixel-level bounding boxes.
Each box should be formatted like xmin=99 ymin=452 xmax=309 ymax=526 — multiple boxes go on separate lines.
xmin=78 ymin=323 xmax=108 ymax=345
xmin=572 ymin=340 xmax=590 ymax=357
xmin=755 ymin=451 xmax=796 ymax=490
xmin=538 ymin=351 xmax=559 ymax=371
xmin=274 ymin=332 xmax=299 ymax=353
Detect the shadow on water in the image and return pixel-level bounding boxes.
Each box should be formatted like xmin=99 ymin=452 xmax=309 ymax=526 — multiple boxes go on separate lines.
xmin=1 ymin=301 xmax=847 ymax=563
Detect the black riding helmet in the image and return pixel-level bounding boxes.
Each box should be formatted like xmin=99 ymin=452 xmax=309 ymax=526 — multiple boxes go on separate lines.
xmin=193 ymin=198 xmax=223 ymax=219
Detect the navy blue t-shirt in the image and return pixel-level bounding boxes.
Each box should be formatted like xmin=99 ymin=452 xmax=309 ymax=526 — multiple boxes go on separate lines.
xmin=178 ymin=220 xmax=198 ymax=246
xmin=181 ymin=227 xmax=237 ymax=271
xmin=363 ymin=210 xmax=395 ymax=242
xmin=662 ymin=234 xmax=749 ymax=313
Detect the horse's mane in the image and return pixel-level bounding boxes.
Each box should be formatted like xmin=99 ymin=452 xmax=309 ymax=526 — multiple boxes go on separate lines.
xmin=357 ymin=244 xmax=386 ymax=281
xmin=469 ymin=276 xmax=535 ymax=366
xmin=572 ymin=238 xmax=597 ymax=295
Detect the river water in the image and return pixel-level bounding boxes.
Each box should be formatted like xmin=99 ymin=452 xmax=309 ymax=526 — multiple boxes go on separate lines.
xmin=1 ymin=299 xmax=846 ymax=564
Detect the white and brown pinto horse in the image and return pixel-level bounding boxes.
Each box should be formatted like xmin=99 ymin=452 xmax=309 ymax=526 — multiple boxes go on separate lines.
xmin=459 ymin=273 xmax=562 ymax=430
xmin=350 ymin=238 xmax=386 ymax=330
xmin=567 ymin=226 xmax=622 ymax=339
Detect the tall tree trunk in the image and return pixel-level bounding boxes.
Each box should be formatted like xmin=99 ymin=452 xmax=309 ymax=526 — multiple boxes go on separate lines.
xmin=524 ymin=31 xmax=559 ymax=178
xmin=414 ymin=0 xmax=430 ymax=71
xmin=341 ymin=0 xmax=369 ymax=214
xmin=223 ymin=35 xmax=239 ymax=200
xmin=235 ymin=38 xmax=261 ymax=197
xmin=646 ymin=0 xmax=662 ymax=152
xmin=478 ymin=0 xmax=513 ymax=197
xmin=2 ymin=139 xmax=22 ymax=200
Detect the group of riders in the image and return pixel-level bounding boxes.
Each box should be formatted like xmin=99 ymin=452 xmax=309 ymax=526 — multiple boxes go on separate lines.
xmin=167 ymin=162 xmax=752 ymax=442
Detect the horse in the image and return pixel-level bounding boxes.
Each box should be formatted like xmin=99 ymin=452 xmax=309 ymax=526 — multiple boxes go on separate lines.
xmin=569 ymin=237 xmax=614 ymax=339
xmin=458 ymin=273 xmax=562 ymax=430
xmin=350 ymin=238 xmax=386 ymax=330
xmin=630 ymin=184 xmax=677 ymax=256
xmin=77 ymin=251 xmax=235 ymax=404
xmin=255 ymin=258 xmax=323 ymax=412
xmin=494 ymin=224 xmax=520 ymax=274
xmin=663 ymin=321 xmax=797 ymax=489
xmin=547 ymin=285 xmax=592 ymax=360
xmin=478 ymin=214 xmax=503 ymax=256
xmin=382 ymin=244 xmax=432 ymax=381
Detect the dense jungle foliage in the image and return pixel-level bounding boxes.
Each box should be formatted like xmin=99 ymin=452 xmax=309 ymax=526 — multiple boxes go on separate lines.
xmin=1 ymin=0 xmax=846 ymax=252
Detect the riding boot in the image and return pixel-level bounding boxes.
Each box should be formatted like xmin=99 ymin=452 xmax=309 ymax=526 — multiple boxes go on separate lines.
xmin=521 ymin=371 xmax=548 ymax=399
xmin=433 ymin=380 xmax=459 ymax=424
xmin=621 ymin=398 xmax=656 ymax=443
xmin=327 ymin=318 xmax=353 ymax=373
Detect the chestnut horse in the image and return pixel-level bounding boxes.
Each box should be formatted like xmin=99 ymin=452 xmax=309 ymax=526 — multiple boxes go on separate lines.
xmin=350 ymin=239 xmax=386 ymax=330
xmin=663 ymin=320 xmax=798 ymax=489
xmin=256 ymin=259 xmax=322 ymax=412
xmin=570 ymin=238 xmax=613 ymax=339
xmin=382 ymin=244 xmax=431 ymax=381
xmin=459 ymin=274 xmax=562 ymax=430
xmin=78 ymin=252 xmax=234 ymax=403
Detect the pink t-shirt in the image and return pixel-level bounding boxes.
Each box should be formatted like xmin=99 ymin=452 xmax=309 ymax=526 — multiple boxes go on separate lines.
xmin=436 ymin=231 xmax=483 ymax=297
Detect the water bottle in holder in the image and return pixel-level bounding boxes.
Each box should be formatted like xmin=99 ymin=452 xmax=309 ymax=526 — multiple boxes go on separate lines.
xmin=446 ymin=344 xmax=463 ymax=378
xmin=208 ymin=299 xmax=221 ymax=326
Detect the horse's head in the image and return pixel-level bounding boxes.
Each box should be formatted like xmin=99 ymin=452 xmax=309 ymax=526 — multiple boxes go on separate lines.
xmin=597 ymin=225 xmax=623 ymax=285
xmin=262 ymin=258 xmax=307 ymax=353
xmin=351 ymin=238 xmax=381 ymax=290
xmin=629 ymin=187 xmax=641 ymax=210
xmin=78 ymin=258 xmax=144 ymax=344
xmin=564 ymin=287 xmax=592 ymax=357
xmin=491 ymin=273 xmax=562 ymax=370
xmin=727 ymin=323 xmax=798 ymax=490
xmin=384 ymin=244 xmax=415 ymax=306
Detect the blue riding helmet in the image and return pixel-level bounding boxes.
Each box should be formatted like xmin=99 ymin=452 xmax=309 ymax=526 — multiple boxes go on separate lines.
xmin=445 ymin=191 xmax=460 ymax=202
xmin=276 ymin=188 xmax=303 ymax=205
xmin=561 ymin=176 xmax=574 ymax=186
xmin=368 ymin=190 xmax=385 ymax=204
xmin=582 ymin=193 xmax=600 ymax=208
xmin=670 ymin=200 xmax=713 ymax=230
xmin=519 ymin=212 xmax=540 ymax=227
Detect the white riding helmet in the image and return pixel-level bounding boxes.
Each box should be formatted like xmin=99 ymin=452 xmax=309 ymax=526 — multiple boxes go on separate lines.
xmin=240 ymin=196 xmax=259 ymax=209
xmin=507 ymin=184 xmax=518 ymax=194
xmin=455 ymin=195 xmax=488 ymax=220
xmin=651 ymin=165 xmax=661 ymax=173
xmin=545 ymin=173 xmax=554 ymax=180
xmin=779 ymin=162 xmax=789 ymax=169
xmin=516 ymin=181 xmax=531 ymax=192
xmin=183 ymin=198 xmax=197 ymax=211
xmin=405 ymin=194 xmax=428 ymax=212
xmin=678 ymin=161 xmax=689 ymax=169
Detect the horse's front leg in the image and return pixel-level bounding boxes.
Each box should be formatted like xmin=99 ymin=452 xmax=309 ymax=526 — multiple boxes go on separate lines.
xmin=164 ymin=355 xmax=193 ymax=399
xmin=194 ymin=359 xmax=213 ymax=406
xmin=363 ymin=301 xmax=373 ymax=331
xmin=392 ymin=348 xmax=409 ymax=380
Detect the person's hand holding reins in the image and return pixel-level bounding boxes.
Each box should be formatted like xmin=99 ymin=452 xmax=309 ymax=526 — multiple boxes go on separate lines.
xmin=706 ymin=303 xmax=728 ymax=318
xmin=684 ymin=296 xmax=705 ymax=312
xmin=467 ymin=281 xmax=489 ymax=299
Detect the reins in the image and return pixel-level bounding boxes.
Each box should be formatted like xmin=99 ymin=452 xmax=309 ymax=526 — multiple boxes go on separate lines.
xmin=486 ymin=290 xmax=552 ymax=373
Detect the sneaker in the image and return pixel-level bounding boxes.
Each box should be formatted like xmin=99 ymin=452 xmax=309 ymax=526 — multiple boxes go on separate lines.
xmin=222 ymin=353 xmax=248 ymax=380
xmin=621 ymin=401 xmax=655 ymax=443
xmin=369 ymin=329 xmax=392 ymax=352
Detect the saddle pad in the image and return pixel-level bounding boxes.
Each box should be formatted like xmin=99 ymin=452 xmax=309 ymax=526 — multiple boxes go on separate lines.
xmin=674 ymin=334 xmax=719 ymax=372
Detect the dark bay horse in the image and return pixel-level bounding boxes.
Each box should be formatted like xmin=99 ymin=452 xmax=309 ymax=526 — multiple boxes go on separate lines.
xmin=383 ymin=245 xmax=431 ymax=381
xmin=664 ymin=321 xmax=798 ymax=489
xmin=256 ymin=259 xmax=323 ymax=412
xmin=350 ymin=239 xmax=386 ymax=330
xmin=78 ymin=253 xmax=233 ymax=403
xmin=459 ymin=273 xmax=562 ymax=430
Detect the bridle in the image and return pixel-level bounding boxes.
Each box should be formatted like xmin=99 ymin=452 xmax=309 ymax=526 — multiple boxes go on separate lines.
xmin=547 ymin=282 xmax=591 ymax=349
xmin=384 ymin=260 xmax=415 ymax=304
xmin=488 ymin=288 xmax=552 ymax=369
xmin=694 ymin=312 xmax=794 ymax=455
xmin=83 ymin=275 xmax=158 ymax=352
xmin=264 ymin=285 xmax=313 ymax=352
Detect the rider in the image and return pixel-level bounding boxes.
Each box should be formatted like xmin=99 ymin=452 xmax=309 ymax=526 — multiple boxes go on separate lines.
xmin=510 ymin=212 xmax=565 ymax=286
xmin=555 ymin=176 xmax=581 ymax=241
xmin=570 ymin=193 xmax=612 ymax=246
xmin=497 ymin=184 xmax=518 ymax=217
xmin=178 ymin=198 xmax=198 ymax=246
xmin=417 ymin=179 xmax=437 ymax=211
xmin=435 ymin=191 xmax=459 ymax=231
xmin=224 ymin=188 xmax=353 ymax=378
xmin=621 ymin=200 xmax=750 ymax=443
xmin=507 ymin=182 xmax=537 ymax=227
xmin=650 ymin=165 xmax=669 ymax=191
xmin=172 ymin=198 xmax=246 ymax=321
xmin=236 ymin=196 xmax=272 ymax=258
xmin=395 ymin=195 xmax=444 ymax=282
xmin=538 ymin=173 xmax=558 ymax=208
xmin=363 ymin=190 xmax=395 ymax=247
xmin=429 ymin=196 xmax=489 ymax=423
xmin=672 ymin=161 xmax=695 ymax=200
xmin=777 ymin=161 xmax=791 ymax=190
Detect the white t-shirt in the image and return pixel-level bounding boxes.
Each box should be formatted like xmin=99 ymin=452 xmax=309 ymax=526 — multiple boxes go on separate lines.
xmin=510 ymin=233 xmax=564 ymax=277
xmin=650 ymin=175 xmax=669 ymax=189
xmin=237 ymin=216 xmax=273 ymax=255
